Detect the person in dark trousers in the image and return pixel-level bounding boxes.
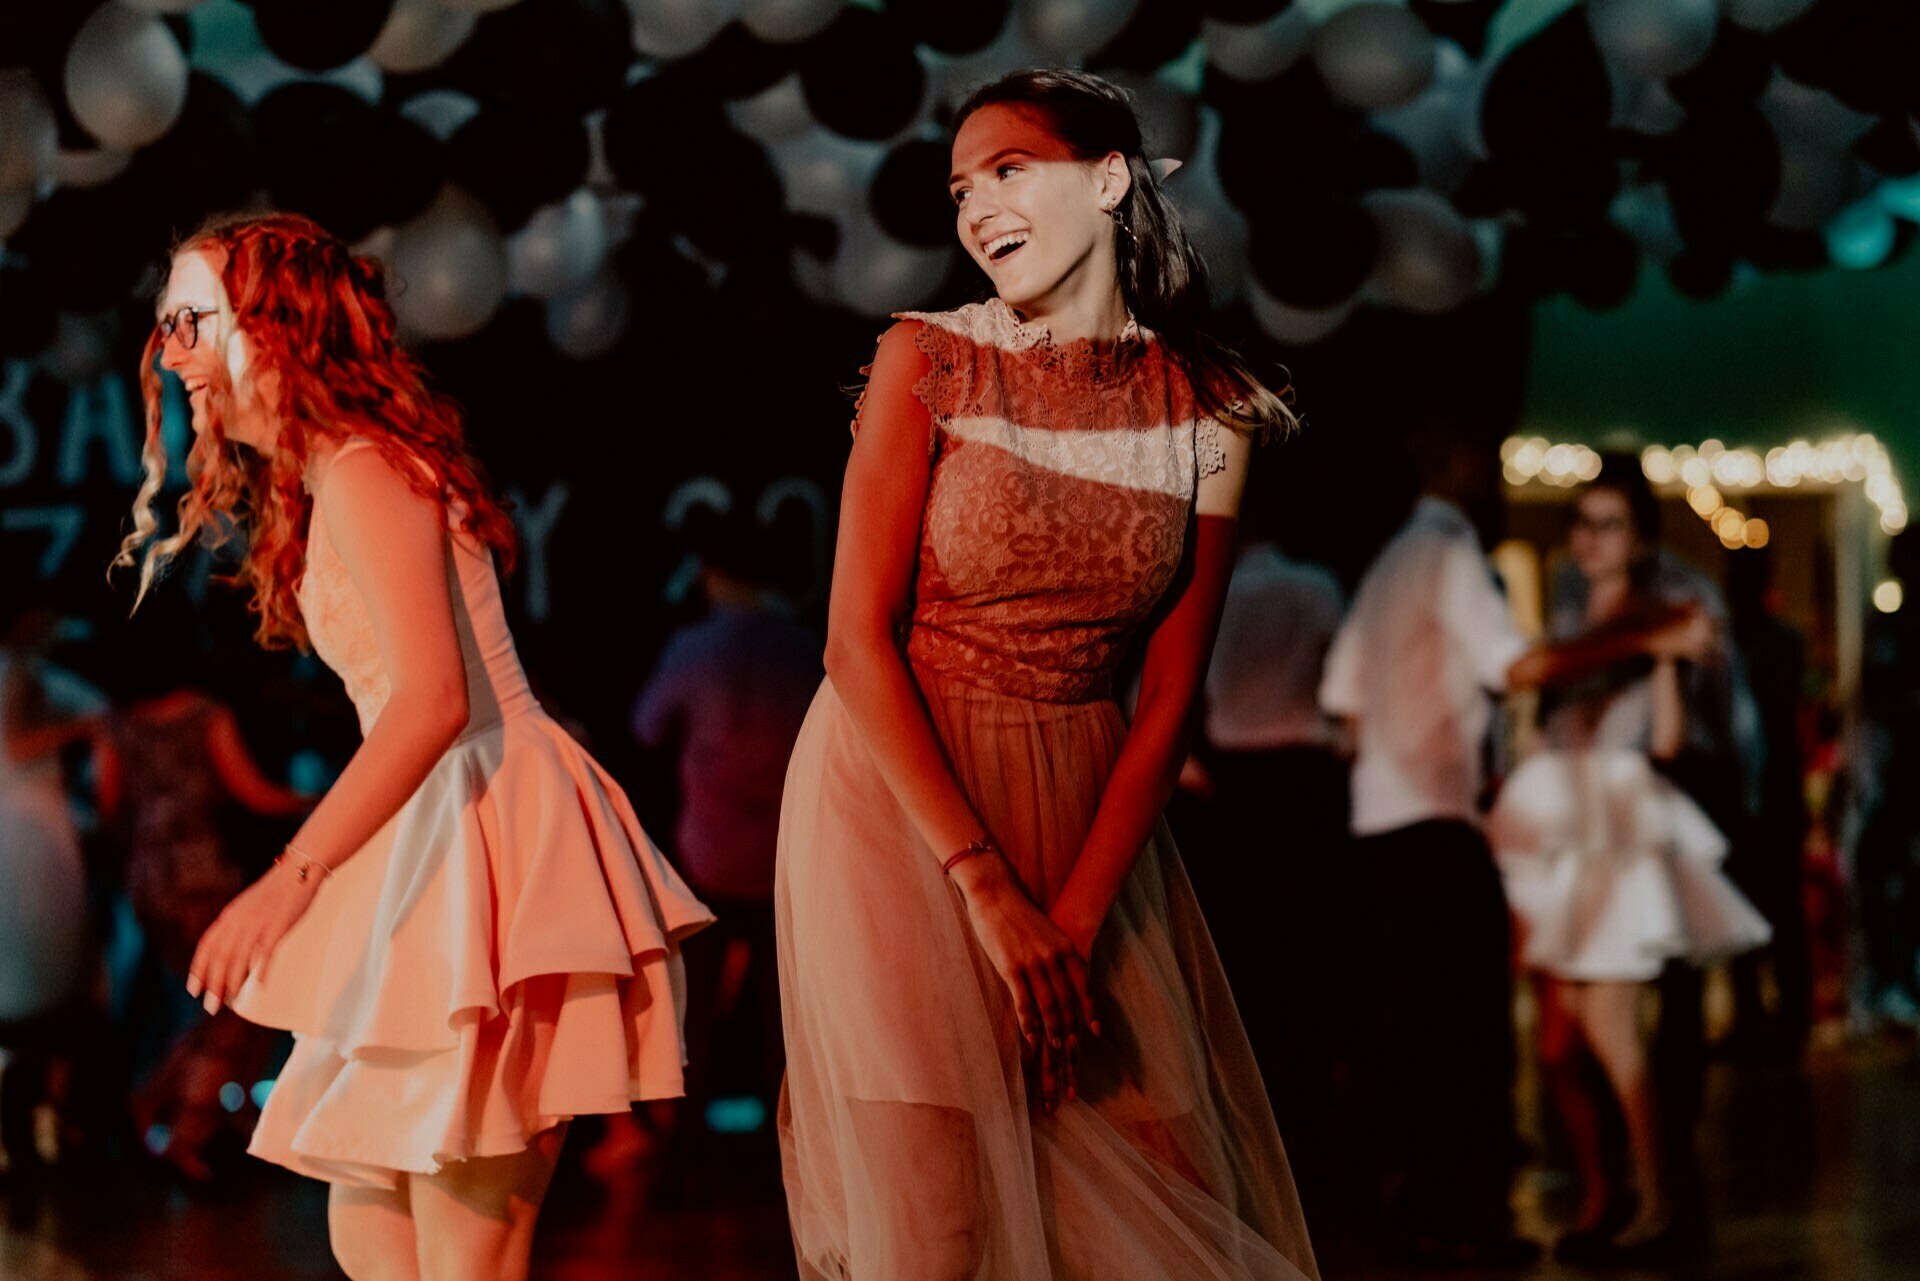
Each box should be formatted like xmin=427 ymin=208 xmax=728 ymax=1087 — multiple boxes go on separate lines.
xmin=1319 ymin=429 xmax=1705 ymax=1267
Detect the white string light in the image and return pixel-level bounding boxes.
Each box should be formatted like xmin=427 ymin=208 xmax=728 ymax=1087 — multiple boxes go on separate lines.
xmin=1503 ymin=431 xmax=1909 ymax=542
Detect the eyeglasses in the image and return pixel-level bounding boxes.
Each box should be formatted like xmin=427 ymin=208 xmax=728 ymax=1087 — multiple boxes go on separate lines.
xmin=1571 ymin=514 xmax=1631 ymax=535
xmin=156 ymin=305 xmax=214 ymax=350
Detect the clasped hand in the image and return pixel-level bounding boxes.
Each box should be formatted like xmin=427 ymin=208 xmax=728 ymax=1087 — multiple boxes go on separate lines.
xmin=186 ymin=862 xmax=320 ymax=1013
xmin=957 ymin=858 xmax=1101 ymax=1115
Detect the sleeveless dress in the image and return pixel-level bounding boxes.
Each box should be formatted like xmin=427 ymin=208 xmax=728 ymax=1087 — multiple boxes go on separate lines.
xmin=232 ymin=440 xmax=714 ymax=1188
xmin=1488 ymin=633 xmax=1771 ymax=983
xmin=776 ymin=300 xmax=1319 ymax=1281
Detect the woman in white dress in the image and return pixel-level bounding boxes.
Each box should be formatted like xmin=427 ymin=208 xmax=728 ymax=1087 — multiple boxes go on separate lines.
xmin=116 ymin=212 xmax=712 ymax=1281
xmin=1489 ymin=469 xmax=1769 ymax=1261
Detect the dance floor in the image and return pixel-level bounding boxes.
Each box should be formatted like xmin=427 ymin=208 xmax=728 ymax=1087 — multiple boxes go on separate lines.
xmin=2 ymin=1039 xmax=1915 ymax=1280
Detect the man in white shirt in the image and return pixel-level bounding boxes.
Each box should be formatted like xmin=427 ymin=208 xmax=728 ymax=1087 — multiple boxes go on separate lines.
xmin=1318 ymin=434 xmax=1702 ymax=1265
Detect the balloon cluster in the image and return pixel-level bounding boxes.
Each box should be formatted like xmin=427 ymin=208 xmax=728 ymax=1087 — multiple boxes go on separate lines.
xmin=2 ymin=0 xmax=1918 ymax=365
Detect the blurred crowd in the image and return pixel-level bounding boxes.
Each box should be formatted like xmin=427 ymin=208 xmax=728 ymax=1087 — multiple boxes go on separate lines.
xmin=0 ymin=439 xmax=1908 ymax=1265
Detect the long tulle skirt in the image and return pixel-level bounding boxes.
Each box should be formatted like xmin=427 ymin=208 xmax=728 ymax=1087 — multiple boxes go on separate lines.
xmin=233 ymin=710 xmax=714 ymax=1187
xmin=775 ymin=669 xmax=1319 ymax=1281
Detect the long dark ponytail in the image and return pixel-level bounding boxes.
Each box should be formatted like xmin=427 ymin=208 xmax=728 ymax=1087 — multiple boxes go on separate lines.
xmin=952 ymin=69 xmax=1296 ymax=438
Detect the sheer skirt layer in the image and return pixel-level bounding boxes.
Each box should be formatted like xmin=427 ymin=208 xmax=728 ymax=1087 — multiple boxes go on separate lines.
xmin=775 ymin=669 xmax=1319 ymax=1280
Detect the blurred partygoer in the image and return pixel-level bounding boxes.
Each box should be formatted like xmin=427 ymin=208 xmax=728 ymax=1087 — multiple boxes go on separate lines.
xmin=633 ymin=511 xmax=818 ymax=1189
xmin=0 ymin=607 xmax=104 ymax=1182
xmin=1187 ymin=540 xmax=1348 ymax=1192
xmin=116 ymin=214 xmax=710 ymax=1280
xmin=1854 ymin=527 xmax=1920 ymax=1026
xmin=93 ymin=606 xmax=310 ymax=1183
xmin=1489 ymin=468 xmax=1770 ymax=1262
xmin=1542 ymin=460 xmax=1761 ymax=1213
xmin=1318 ymin=428 xmax=1704 ymax=1266
xmin=1725 ymin=548 xmax=1813 ymax=1058
xmin=777 ymin=71 xmax=1319 ymax=1281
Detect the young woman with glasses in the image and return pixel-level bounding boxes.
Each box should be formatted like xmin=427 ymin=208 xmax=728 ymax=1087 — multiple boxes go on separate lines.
xmin=120 ymin=213 xmax=713 ymax=1281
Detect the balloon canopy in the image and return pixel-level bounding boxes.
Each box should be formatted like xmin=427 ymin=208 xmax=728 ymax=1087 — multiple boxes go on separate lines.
xmin=0 ymin=0 xmax=1914 ymax=359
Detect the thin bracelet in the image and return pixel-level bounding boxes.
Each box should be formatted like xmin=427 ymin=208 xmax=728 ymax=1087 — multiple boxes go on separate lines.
xmin=275 ymin=842 xmax=333 ymax=885
xmin=942 ymin=838 xmax=998 ymax=875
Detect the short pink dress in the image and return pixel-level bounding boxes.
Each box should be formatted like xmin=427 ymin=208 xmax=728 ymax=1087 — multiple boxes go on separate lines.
xmin=776 ymin=300 xmax=1319 ymax=1280
xmin=233 ymin=440 xmax=713 ymax=1188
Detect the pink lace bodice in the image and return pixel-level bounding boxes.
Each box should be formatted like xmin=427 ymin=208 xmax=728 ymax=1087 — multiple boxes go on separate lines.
xmin=858 ymin=299 xmax=1227 ymax=705
xmin=296 ymin=441 xmax=537 ymax=738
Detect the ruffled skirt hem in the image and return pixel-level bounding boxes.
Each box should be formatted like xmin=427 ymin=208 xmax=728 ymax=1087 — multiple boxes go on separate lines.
xmin=1491 ymin=749 xmax=1771 ymax=982
xmin=232 ymin=711 xmax=713 ymax=1183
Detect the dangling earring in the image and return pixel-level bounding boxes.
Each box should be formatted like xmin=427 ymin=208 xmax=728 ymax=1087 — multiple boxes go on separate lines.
xmin=1105 ymin=200 xmax=1137 ymax=245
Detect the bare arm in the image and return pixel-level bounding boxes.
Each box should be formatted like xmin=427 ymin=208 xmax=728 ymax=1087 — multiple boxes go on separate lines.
xmin=205 ymin=704 xmax=313 ymax=818
xmin=1507 ymin=602 xmax=1708 ymax=691
xmin=821 ymin=321 xmax=992 ymax=870
xmin=1648 ymin=656 xmax=1686 ymax=761
xmin=823 ymin=321 xmax=1095 ymax=1081
xmin=1049 ymin=429 xmax=1252 ymax=956
xmin=190 ymin=446 xmax=469 ymax=1006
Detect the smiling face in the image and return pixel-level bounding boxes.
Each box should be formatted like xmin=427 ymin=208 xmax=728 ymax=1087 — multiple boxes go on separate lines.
xmin=949 ymin=103 xmax=1129 ymax=317
xmin=156 ymin=247 xmax=277 ymax=451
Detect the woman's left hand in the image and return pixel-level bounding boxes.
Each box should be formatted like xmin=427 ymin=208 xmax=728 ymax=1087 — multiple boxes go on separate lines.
xmin=186 ymin=864 xmax=321 ymax=1013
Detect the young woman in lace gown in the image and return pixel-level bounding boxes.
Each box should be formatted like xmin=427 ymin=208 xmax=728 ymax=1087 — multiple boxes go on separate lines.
xmin=116 ymin=214 xmax=712 ymax=1281
xmin=776 ymin=71 xmax=1319 ymax=1280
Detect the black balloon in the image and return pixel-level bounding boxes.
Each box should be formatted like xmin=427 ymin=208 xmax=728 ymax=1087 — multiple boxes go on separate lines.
xmin=1666 ymin=22 xmax=1771 ymax=110
xmin=665 ymin=130 xmax=787 ymax=266
xmin=1653 ymin=107 xmax=1780 ymax=247
xmin=254 ymin=0 xmax=395 ymax=72
xmin=1507 ymin=146 xmax=1619 ymax=231
xmin=440 ymin=0 xmax=630 ymax=117
xmin=447 ymin=109 xmax=587 ymax=231
xmin=10 ymin=179 xmax=168 ymax=311
xmin=1450 ymin=164 xmax=1514 ymax=219
xmin=129 ymin=73 xmax=259 ymax=242
xmin=1667 ymin=250 xmax=1733 ymax=300
xmin=1564 ymin=224 xmax=1639 ymax=310
xmin=1088 ymin=4 xmax=1203 ymax=72
xmin=1769 ymin=0 xmax=1920 ymax=116
xmin=787 ymin=212 xmax=839 ymax=261
xmin=602 ymin=75 xmax=734 ymax=194
xmin=1478 ymin=10 xmax=1611 ymax=162
xmin=255 ymin=84 xmax=445 ymax=242
xmin=1409 ymin=0 xmax=1499 ymax=58
xmin=1212 ymin=67 xmax=1359 ymax=214
xmin=1247 ymin=201 xmax=1377 ymax=309
xmin=870 ymin=139 xmax=954 ymax=247
xmin=1740 ymin=224 xmax=1829 ymax=272
xmin=0 ymin=263 xmax=58 ymax=358
xmin=1200 ymin=0 xmax=1293 ymax=23
xmin=671 ymin=23 xmax=799 ymax=101
xmin=800 ymin=11 xmax=925 ymax=142
xmin=1857 ymin=117 xmax=1920 ymax=178
xmin=890 ymin=0 xmax=1010 ymax=56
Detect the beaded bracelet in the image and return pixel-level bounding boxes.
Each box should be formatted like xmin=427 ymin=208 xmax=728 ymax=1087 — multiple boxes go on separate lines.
xmin=275 ymin=842 xmax=333 ymax=885
xmin=942 ymin=838 xmax=997 ymax=875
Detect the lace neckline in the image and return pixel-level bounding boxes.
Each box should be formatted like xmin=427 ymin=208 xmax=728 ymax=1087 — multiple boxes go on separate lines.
xmin=983 ymin=297 xmax=1147 ymax=381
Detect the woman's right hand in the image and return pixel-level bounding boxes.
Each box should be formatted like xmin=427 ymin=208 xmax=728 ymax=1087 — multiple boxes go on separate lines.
xmin=952 ymin=854 xmax=1098 ymax=1110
